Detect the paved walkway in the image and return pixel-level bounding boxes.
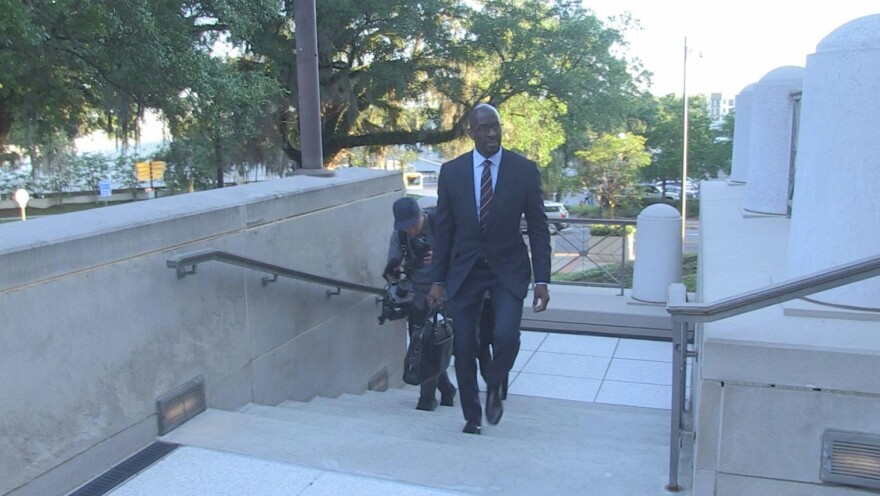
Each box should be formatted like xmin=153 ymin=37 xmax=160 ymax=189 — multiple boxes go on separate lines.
xmin=450 ymin=330 xmax=680 ymax=410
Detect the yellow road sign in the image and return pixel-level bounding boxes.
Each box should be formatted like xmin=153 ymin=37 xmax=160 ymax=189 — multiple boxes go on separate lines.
xmin=150 ymin=161 xmax=166 ymax=180
xmin=135 ymin=162 xmax=151 ymax=181
xmin=134 ymin=161 xmax=166 ymax=181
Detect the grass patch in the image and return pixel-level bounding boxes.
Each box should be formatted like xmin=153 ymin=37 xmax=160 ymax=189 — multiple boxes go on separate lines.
xmin=554 ymin=253 xmax=698 ymax=293
xmin=589 ymin=224 xmax=635 ymax=236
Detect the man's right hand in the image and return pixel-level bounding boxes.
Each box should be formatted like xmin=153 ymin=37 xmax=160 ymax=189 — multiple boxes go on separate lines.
xmin=427 ymin=283 xmax=444 ymax=308
xmin=383 ymin=258 xmax=401 ymax=282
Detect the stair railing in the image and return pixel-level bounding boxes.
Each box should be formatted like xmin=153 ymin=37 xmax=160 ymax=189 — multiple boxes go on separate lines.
xmin=166 ymin=248 xmax=386 ymax=297
xmin=663 ymin=253 xmax=880 ymax=492
xmin=547 ymin=217 xmax=637 ymax=295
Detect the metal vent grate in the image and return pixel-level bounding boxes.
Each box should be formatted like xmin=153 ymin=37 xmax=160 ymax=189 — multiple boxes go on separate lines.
xmin=821 ymin=429 xmax=880 ymax=489
xmin=67 ymin=441 xmax=179 ymax=496
xmin=156 ymin=375 xmax=206 ymax=435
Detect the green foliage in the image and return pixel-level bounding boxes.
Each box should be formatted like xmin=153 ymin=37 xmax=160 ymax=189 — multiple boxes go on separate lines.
xmin=1 ymin=149 xmax=147 ymax=201
xmin=501 ymin=95 xmax=566 ymax=167
xmin=0 ymin=0 xmax=279 ymax=163
xmin=2 ymin=0 xmax=650 ymax=183
xmin=566 ymin=204 xmax=602 ymax=217
xmin=589 ymin=224 xmax=635 ymax=236
xmin=641 ymin=94 xmax=729 ymax=183
xmin=553 ymin=263 xmax=632 ymax=287
xmin=234 ymin=0 xmax=646 ymax=164
xmin=554 ymin=253 xmax=698 ymax=292
xmin=682 ymin=252 xmax=698 ymax=293
xmin=163 ymin=58 xmax=283 ymax=187
xmin=708 ymin=111 xmax=734 ymax=176
xmin=575 ymin=132 xmax=651 ymax=215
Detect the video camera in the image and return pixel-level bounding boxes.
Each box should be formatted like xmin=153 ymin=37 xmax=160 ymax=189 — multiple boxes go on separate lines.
xmin=378 ymin=258 xmax=415 ymax=324
xmin=378 ymin=227 xmax=432 ymax=324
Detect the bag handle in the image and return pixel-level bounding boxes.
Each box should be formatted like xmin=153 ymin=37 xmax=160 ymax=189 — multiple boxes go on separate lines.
xmin=428 ymin=306 xmax=450 ymax=328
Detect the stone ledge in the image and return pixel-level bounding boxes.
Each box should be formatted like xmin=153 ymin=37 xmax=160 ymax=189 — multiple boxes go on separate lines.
xmin=701 ymin=307 xmax=880 ymax=395
xmin=521 ymin=285 xmax=673 ymax=340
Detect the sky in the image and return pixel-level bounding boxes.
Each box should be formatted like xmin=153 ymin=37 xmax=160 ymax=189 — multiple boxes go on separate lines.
xmin=585 ymin=1 xmax=879 ymax=98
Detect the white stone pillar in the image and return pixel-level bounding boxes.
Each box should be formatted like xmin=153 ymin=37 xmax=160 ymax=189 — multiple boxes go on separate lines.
xmin=631 ymin=204 xmax=682 ymax=303
xmin=728 ymin=83 xmax=755 ymax=184
xmin=742 ymin=66 xmax=803 ymax=215
xmin=788 ymin=14 xmax=880 ymax=311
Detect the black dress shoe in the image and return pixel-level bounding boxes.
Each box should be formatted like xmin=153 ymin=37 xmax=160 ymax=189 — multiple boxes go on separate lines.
xmin=486 ymin=384 xmax=503 ymax=425
xmin=463 ymin=420 xmax=482 ymax=435
xmin=501 ymin=374 xmax=509 ymax=401
xmin=440 ymin=386 xmax=456 ymax=407
xmin=415 ymin=397 xmax=438 ymax=411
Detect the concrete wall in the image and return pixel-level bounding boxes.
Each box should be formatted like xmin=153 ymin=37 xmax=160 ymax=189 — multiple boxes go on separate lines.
xmin=691 ymin=181 xmax=880 ymax=495
xmin=0 ymin=168 xmax=407 ymax=496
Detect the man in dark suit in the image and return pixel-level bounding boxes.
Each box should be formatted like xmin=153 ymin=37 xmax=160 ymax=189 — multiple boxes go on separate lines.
xmin=427 ymin=103 xmax=551 ymax=435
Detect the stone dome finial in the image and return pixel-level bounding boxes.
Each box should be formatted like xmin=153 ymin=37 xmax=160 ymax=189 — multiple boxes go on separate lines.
xmin=817 ymin=13 xmax=880 ymax=52
xmin=758 ymin=66 xmax=804 ymax=84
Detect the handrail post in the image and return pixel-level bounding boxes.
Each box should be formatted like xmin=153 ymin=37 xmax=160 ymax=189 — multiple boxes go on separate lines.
xmin=619 ymin=221 xmax=627 ymax=296
xmin=666 ymin=283 xmax=689 ymax=492
xmin=666 ymin=318 xmax=687 ymax=491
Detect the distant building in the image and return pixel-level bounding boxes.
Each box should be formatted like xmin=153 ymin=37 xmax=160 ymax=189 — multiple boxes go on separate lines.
xmin=707 ymin=92 xmax=735 ymax=124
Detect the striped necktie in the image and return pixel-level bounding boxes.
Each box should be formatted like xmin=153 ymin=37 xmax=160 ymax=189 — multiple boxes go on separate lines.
xmin=479 ymin=159 xmax=493 ymax=230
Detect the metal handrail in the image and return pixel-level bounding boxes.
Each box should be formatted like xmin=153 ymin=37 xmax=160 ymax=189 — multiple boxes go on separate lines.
xmin=663 ymin=253 xmax=880 ymax=491
xmin=549 ymin=217 xmax=637 ymax=295
xmin=668 ymin=254 xmax=880 ymax=323
xmin=166 ymin=248 xmax=386 ymax=297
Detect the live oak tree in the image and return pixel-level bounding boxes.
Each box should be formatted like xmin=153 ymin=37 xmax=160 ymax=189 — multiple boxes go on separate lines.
xmin=0 ymin=0 xmax=279 ymax=182
xmin=1 ymin=0 xmax=648 ymax=185
xmin=238 ymin=0 xmax=648 ymax=167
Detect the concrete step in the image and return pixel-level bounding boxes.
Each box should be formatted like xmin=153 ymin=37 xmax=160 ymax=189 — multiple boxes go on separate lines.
xmin=278 ymin=387 xmax=420 ymax=411
xmin=240 ymin=399 xmax=667 ymax=465
xmin=264 ymin=387 xmax=669 ymax=449
xmin=165 ymin=390 xmax=686 ymax=495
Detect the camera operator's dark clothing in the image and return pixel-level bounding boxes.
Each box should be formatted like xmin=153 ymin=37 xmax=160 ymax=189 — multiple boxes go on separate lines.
xmin=386 ymin=216 xmax=435 ymax=291
xmin=386 ymin=210 xmax=455 ymax=404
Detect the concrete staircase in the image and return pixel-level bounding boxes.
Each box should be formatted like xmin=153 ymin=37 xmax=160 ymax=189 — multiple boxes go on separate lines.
xmin=158 ymin=387 xmax=690 ymax=495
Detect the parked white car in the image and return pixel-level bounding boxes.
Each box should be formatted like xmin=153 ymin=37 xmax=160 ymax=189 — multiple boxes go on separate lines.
xmin=521 ymin=201 xmax=570 ymax=233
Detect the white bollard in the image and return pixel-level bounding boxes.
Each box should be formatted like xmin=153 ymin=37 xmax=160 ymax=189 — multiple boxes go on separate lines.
xmin=631 ymin=204 xmax=683 ymax=303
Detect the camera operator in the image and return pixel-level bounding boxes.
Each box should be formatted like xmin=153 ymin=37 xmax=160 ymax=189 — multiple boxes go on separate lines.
xmin=384 ymin=197 xmax=457 ymax=411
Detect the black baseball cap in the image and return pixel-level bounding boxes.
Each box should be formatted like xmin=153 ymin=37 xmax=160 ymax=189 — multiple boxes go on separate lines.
xmin=393 ymin=197 xmax=421 ymax=230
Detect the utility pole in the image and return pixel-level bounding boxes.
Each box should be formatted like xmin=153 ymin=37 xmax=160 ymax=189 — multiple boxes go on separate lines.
xmin=294 ymin=0 xmax=332 ymax=176
xmin=681 ymin=36 xmax=690 ymax=247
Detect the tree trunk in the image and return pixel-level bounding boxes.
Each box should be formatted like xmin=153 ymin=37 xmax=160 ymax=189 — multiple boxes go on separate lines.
xmin=214 ymin=141 xmax=225 ymax=188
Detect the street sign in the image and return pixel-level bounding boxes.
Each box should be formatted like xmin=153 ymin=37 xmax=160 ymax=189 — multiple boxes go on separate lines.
xmin=134 ymin=161 xmax=166 ymax=181
xmin=135 ymin=162 xmax=151 ymax=181
xmin=150 ymin=161 xmax=166 ymax=179
xmin=99 ymin=180 xmax=112 ymax=198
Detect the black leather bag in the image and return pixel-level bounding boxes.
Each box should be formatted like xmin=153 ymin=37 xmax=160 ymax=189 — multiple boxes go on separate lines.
xmin=402 ymin=310 xmax=454 ymax=386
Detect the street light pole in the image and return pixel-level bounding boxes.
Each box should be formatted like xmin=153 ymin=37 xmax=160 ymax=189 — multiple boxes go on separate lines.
xmin=681 ymin=36 xmax=690 ymax=247
xmin=294 ymin=0 xmax=332 ymax=176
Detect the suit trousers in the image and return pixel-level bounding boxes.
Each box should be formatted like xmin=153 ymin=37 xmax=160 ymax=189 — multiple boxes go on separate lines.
xmin=408 ymin=293 xmax=455 ymax=401
xmin=448 ymin=264 xmax=523 ymax=422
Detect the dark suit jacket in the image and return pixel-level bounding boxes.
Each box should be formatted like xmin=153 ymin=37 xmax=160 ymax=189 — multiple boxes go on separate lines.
xmin=429 ymin=149 xmax=551 ymax=301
